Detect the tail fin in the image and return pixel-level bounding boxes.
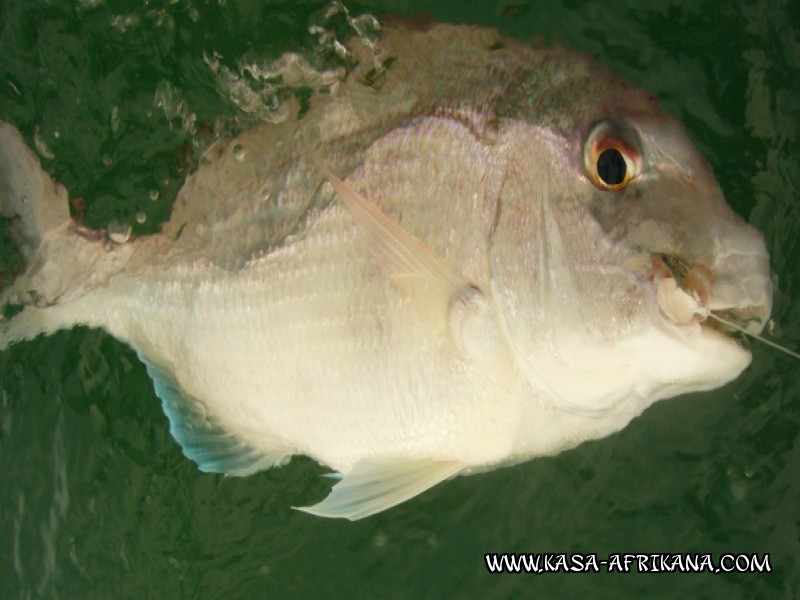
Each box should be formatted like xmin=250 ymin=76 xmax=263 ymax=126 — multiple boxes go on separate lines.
xmin=0 ymin=121 xmax=133 ymax=350
xmin=0 ymin=122 xmax=70 ymax=260
xmin=0 ymin=121 xmax=73 ymax=348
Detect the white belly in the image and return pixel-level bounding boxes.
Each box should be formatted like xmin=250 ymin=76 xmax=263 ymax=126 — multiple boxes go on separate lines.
xmin=96 ymin=206 xmax=523 ymax=474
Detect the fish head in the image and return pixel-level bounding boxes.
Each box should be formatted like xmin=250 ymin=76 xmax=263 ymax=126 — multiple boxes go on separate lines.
xmin=584 ymin=113 xmax=772 ymax=334
xmin=488 ymin=59 xmax=772 ymax=422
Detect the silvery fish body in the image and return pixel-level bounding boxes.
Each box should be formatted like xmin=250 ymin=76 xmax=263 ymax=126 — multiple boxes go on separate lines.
xmin=0 ymin=24 xmax=772 ymax=519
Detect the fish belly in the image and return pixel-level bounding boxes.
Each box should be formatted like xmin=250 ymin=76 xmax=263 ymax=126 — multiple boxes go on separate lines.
xmin=97 ymin=206 xmax=519 ymax=473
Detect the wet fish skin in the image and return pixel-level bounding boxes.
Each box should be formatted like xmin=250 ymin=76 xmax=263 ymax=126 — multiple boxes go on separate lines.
xmin=0 ymin=24 xmax=772 ymax=519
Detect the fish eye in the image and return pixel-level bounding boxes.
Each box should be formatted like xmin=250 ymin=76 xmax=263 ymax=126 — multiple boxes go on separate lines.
xmin=597 ymin=148 xmax=626 ymax=185
xmin=584 ymin=121 xmax=642 ymax=192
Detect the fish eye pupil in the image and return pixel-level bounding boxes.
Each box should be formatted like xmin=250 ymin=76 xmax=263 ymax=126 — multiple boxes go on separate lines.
xmin=597 ymin=148 xmax=626 ymax=186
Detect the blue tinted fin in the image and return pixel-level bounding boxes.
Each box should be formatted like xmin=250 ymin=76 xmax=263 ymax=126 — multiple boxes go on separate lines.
xmin=140 ymin=355 xmax=287 ymax=476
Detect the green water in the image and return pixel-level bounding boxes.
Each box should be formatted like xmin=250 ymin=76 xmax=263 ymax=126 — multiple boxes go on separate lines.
xmin=1 ymin=1 xmax=798 ymax=598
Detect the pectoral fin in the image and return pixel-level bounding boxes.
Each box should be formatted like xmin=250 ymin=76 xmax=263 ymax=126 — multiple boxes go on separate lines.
xmin=328 ymin=172 xmax=501 ymax=360
xmin=294 ymin=458 xmax=463 ymax=520
xmin=328 ymin=171 xmax=463 ymax=292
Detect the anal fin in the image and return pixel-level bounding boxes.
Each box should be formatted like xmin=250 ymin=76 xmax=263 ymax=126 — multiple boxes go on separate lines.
xmin=294 ymin=458 xmax=463 ymax=520
xmin=140 ymin=354 xmax=288 ymax=476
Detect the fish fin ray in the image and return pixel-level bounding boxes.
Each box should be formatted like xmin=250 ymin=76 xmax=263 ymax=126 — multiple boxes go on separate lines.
xmin=294 ymin=458 xmax=463 ymax=520
xmin=0 ymin=305 xmax=55 ymax=350
xmin=328 ymin=171 xmax=495 ymax=356
xmin=140 ymin=354 xmax=288 ymax=476
xmin=328 ymin=170 xmax=461 ymax=296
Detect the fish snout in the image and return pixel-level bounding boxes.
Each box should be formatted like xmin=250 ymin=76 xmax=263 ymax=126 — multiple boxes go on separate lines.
xmin=651 ymin=245 xmax=772 ymax=335
xmin=707 ymin=249 xmax=772 ymax=334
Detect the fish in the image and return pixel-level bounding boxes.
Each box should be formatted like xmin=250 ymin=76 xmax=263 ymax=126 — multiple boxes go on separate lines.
xmin=0 ymin=23 xmax=773 ymax=520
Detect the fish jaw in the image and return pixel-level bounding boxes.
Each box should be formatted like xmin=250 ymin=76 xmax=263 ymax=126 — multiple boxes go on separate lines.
xmin=631 ymin=225 xmax=772 ymax=399
xmin=648 ymin=205 xmax=773 ymax=337
xmin=499 ymin=225 xmax=769 ymax=458
xmin=706 ymin=247 xmax=773 ymax=335
xmin=503 ymin=306 xmax=753 ymax=463
xmin=628 ymin=115 xmax=774 ymax=335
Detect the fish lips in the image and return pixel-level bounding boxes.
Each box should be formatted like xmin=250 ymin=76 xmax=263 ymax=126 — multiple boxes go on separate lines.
xmin=651 ymin=247 xmax=772 ymax=338
xmin=707 ymin=250 xmax=773 ymax=335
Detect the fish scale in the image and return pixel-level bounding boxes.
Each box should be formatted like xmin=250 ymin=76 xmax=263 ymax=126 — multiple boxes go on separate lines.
xmin=0 ymin=23 xmax=773 ymax=519
xmin=120 ymin=205 xmax=491 ymax=468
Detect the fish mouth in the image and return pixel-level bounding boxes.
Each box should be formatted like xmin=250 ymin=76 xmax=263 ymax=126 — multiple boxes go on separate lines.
xmin=651 ymin=252 xmax=772 ymax=338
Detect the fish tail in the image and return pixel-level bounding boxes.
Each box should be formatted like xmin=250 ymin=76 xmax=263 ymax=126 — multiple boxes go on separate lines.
xmin=0 ymin=121 xmax=71 ymax=262
xmin=0 ymin=305 xmax=63 ymax=351
xmin=0 ymin=121 xmax=108 ymax=349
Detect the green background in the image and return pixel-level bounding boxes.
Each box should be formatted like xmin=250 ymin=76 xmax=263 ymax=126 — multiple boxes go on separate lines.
xmin=1 ymin=1 xmax=798 ymax=598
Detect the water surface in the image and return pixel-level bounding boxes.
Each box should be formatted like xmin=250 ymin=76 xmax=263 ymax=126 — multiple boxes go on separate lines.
xmin=1 ymin=1 xmax=798 ymax=598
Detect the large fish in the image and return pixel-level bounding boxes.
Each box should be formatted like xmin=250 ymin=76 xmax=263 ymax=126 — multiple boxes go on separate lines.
xmin=0 ymin=24 xmax=772 ymax=519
